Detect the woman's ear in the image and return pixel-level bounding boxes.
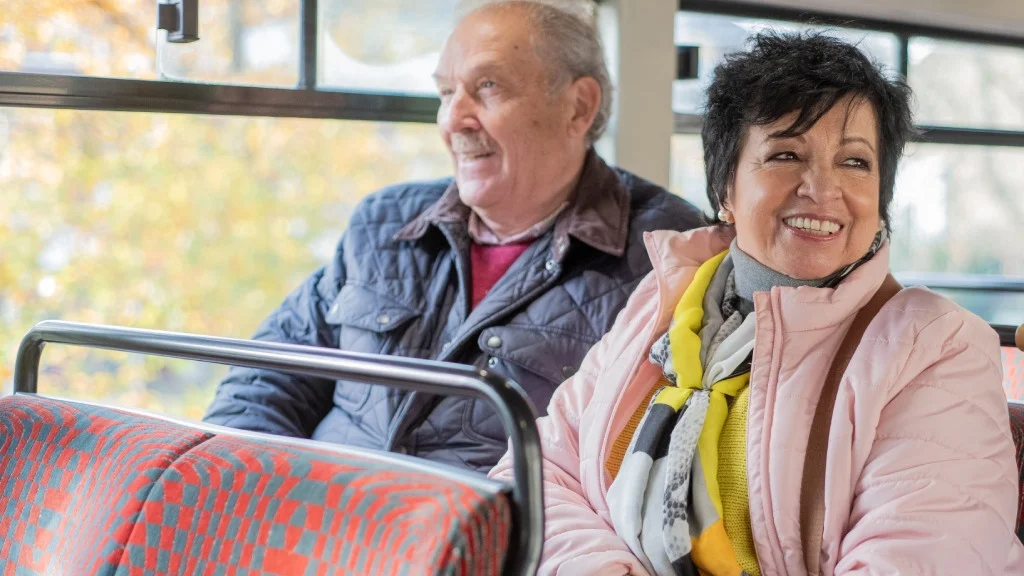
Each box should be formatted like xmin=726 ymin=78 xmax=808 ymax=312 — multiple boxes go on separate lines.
xmin=717 ymin=189 xmax=735 ymax=224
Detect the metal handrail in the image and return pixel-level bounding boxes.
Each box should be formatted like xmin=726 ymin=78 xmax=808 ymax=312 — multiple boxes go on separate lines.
xmin=14 ymin=320 xmax=543 ymax=576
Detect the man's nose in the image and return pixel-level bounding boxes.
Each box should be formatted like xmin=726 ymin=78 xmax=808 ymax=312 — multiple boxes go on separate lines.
xmin=438 ymin=89 xmax=481 ymax=134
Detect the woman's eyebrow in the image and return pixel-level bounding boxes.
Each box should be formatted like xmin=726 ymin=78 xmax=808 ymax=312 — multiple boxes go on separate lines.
xmin=842 ymin=136 xmax=876 ymax=153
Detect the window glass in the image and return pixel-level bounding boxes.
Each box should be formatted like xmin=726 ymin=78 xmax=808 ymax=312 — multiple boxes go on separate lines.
xmin=673 ymin=11 xmax=901 ymax=115
xmin=892 ymin=143 xmax=1024 ymax=279
xmin=0 ymin=106 xmax=450 ymax=419
xmin=3 ymin=0 xmax=157 ymax=78
xmin=909 ymin=38 xmax=1024 ymax=131
xmin=669 ymin=133 xmax=710 ymax=215
xmin=317 ymin=0 xmax=459 ymax=94
xmin=157 ymin=0 xmax=300 ymax=86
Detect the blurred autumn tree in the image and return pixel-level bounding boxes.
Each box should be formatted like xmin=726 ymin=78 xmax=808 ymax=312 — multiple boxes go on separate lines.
xmin=0 ymin=0 xmax=453 ymax=419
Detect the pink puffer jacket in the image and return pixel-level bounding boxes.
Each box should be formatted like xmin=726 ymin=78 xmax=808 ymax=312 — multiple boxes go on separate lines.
xmin=490 ymin=226 xmax=1024 ymax=575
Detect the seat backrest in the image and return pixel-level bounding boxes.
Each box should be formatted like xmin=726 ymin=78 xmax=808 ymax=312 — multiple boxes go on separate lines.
xmin=1003 ymin=347 xmax=1024 ymax=401
xmin=1009 ymin=401 xmax=1024 ymax=544
xmin=0 ymin=394 xmax=512 ymax=575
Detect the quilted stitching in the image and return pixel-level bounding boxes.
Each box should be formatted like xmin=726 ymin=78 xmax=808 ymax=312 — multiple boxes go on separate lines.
xmin=205 ymin=167 xmax=706 ymax=471
xmin=0 ymin=395 xmax=210 ymax=575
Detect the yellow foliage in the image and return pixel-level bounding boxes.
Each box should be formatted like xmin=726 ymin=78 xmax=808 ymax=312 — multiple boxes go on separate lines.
xmin=0 ymin=0 xmax=454 ymax=420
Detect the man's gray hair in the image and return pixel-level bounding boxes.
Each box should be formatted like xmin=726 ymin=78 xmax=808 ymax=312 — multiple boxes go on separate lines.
xmin=456 ymin=0 xmax=613 ymax=144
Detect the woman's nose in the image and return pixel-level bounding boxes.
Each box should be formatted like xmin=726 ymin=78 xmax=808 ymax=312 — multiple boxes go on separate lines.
xmin=798 ymin=164 xmax=843 ymax=202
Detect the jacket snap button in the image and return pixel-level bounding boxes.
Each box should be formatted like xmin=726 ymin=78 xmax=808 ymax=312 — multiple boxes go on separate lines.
xmin=545 ymin=260 xmax=556 ymax=271
xmin=377 ymin=314 xmax=390 ymax=325
xmin=561 ymin=365 xmax=575 ymax=377
xmin=487 ymin=357 xmax=499 ymax=368
xmin=486 ymin=336 xmax=502 ymax=348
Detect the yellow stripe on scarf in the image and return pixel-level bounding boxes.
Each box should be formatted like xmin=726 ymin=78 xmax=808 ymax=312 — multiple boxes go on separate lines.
xmin=654 ymin=250 xmax=730 ymax=410
xmin=655 ymin=249 xmax=751 ymax=524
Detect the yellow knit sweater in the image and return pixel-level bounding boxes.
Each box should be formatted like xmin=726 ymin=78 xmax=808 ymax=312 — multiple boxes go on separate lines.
xmin=720 ymin=385 xmax=759 ymax=575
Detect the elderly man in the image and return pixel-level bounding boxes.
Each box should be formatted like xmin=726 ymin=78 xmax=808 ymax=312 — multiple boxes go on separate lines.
xmin=203 ymin=0 xmax=703 ymax=472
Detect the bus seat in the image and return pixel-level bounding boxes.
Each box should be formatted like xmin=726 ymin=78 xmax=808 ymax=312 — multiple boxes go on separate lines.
xmin=0 ymin=394 xmax=512 ymax=575
xmin=1004 ymin=347 xmax=1024 ymax=401
xmin=1010 ymin=402 xmax=1024 ymax=544
xmin=0 ymin=394 xmax=212 ymax=572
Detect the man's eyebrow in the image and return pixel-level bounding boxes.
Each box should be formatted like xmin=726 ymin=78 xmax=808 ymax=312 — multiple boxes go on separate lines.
xmin=433 ymin=61 xmax=511 ymax=84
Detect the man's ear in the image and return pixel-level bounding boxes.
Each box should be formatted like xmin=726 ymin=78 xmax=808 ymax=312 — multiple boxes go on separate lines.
xmin=566 ymin=76 xmax=601 ymax=140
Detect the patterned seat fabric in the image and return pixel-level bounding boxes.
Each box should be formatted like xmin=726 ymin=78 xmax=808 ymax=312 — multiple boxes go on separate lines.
xmin=1005 ymin=348 xmax=1024 ymax=402
xmin=118 ymin=436 xmax=511 ymax=575
xmin=0 ymin=395 xmax=211 ymax=574
xmin=1010 ymin=402 xmax=1024 ymax=544
xmin=0 ymin=395 xmax=512 ymax=576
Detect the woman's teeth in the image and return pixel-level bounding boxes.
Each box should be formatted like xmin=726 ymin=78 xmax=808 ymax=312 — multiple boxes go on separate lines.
xmin=784 ymin=217 xmax=840 ymax=235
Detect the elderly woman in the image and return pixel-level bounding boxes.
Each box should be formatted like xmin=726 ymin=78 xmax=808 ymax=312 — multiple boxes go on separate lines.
xmin=490 ymin=32 xmax=1023 ymax=575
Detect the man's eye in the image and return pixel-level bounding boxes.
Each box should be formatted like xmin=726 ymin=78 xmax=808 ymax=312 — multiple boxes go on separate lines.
xmin=480 ymin=80 xmax=496 ymax=89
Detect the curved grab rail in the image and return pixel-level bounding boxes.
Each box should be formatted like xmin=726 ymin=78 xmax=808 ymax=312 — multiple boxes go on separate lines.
xmin=15 ymin=320 xmax=543 ymax=576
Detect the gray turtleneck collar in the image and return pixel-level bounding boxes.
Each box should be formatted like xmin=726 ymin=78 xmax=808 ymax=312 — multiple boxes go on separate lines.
xmin=729 ymin=239 xmax=825 ymax=303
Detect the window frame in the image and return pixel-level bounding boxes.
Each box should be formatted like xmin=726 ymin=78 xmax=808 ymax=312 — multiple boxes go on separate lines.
xmin=0 ymin=0 xmax=441 ymax=124
xmin=674 ymin=0 xmax=1024 ymax=308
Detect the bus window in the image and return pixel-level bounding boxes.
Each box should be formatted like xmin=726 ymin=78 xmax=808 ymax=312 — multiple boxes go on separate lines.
xmin=910 ymin=38 xmax=1024 ymax=131
xmin=0 ymin=107 xmax=448 ymax=418
xmin=672 ymin=11 xmax=901 ymax=116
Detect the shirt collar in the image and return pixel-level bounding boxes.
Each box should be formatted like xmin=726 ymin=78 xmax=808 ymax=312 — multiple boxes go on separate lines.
xmin=393 ymin=149 xmax=630 ymax=258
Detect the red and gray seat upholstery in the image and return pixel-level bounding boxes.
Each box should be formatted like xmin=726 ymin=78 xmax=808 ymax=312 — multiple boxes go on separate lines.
xmin=4 ymin=320 xmax=542 ymax=575
xmin=1004 ymin=347 xmax=1024 ymax=401
xmin=0 ymin=394 xmax=511 ymax=575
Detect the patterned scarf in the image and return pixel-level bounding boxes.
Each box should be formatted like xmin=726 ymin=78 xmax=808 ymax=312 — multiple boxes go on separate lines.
xmin=608 ymin=250 xmax=755 ymax=576
xmin=607 ymin=228 xmax=888 ymax=576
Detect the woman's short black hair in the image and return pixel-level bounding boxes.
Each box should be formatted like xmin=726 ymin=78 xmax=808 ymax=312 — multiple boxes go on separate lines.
xmin=702 ymin=30 xmax=915 ymax=230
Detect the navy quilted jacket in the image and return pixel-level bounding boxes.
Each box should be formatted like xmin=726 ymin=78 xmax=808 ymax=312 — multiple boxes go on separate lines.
xmin=203 ymin=152 xmax=705 ymax=472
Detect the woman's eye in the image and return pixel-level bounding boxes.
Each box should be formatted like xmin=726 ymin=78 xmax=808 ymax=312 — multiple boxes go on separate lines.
xmin=843 ymin=157 xmax=871 ymax=169
xmin=769 ymin=151 xmax=798 ymax=161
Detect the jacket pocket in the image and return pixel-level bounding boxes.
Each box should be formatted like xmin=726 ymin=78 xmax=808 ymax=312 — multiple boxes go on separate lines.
xmin=324 ymin=283 xmax=421 ymax=411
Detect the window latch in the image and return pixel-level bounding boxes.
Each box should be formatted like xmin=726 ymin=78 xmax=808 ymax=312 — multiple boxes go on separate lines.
xmin=157 ymin=0 xmax=199 ymax=43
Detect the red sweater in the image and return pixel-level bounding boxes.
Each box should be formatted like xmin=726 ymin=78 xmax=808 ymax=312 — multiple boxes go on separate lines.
xmin=469 ymin=241 xmax=533 ymax=309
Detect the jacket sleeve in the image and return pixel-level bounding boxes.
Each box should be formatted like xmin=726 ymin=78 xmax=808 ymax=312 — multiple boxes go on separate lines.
xmin=836 ymin=310 xmax=1024 ymax=575
xmin=202 ymin=241 xmax=345 ymax=438
xmin=489 ymin=299 xmax=652 ymax=576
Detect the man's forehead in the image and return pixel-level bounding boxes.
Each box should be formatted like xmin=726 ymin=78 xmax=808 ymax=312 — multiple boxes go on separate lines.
xmin=435 ymin=6 xmax=537 ymax=77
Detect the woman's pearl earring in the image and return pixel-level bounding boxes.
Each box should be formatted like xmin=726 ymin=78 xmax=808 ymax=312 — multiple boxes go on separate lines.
xmin=717 ymin=208 xmax=734 ymax=224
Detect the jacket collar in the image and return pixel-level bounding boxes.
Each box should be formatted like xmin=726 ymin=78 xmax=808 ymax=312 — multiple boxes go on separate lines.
xmin=393 ymin=149 xmax=630 ymax=259
xmin=644 ymin=225 xmax=892 ymax=333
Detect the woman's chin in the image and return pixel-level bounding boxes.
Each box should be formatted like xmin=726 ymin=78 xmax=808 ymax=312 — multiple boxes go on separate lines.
xmin=770 ymin=257 xmax=842 ymax=281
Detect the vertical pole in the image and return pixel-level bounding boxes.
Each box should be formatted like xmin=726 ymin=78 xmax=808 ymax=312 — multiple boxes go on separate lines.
xmin=299 ymin=0 xmax=318 ymax=89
